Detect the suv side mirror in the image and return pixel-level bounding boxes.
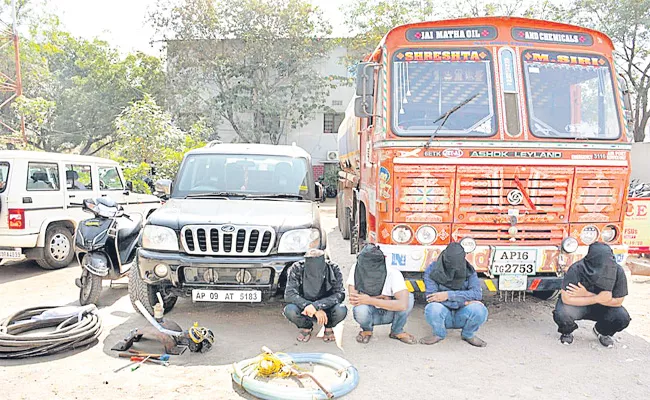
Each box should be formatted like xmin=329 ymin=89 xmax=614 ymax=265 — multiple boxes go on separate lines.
xmin=125 ymin=180 xmax=134 ymax=192
xmin=154 ymin=179 xmax=172 ymax=199
xmin=315 ymin=182 xmax=324 ymax=202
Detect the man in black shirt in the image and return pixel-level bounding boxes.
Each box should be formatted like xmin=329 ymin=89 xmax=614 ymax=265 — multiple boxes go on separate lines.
xmin=553 ymin=242 xmax=631 ymax=347
xmin=283 ymin=249 xmax=347 ymax=343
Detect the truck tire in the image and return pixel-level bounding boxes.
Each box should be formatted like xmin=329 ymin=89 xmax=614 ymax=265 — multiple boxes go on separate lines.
xmin=36 ymin=225 xmax=75 ymax=270
xmin=129 ymin=266 xmax=178 ymax=315
xmin=340 ymin=207 xmax=351 ymax=240
xmin=79 ymin=269 xmax=103 ymax=306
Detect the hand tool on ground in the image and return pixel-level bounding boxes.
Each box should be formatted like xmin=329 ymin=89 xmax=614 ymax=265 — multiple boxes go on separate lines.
xmin=118 ymin=352 xmax=170 ymax=361
xmin=131 ymin=355 xmax=151 ymax=371
xmin=130 ymin=356 xmax=169 ymax=366
xmin=111 ymin=297 xmax=213 ymax=355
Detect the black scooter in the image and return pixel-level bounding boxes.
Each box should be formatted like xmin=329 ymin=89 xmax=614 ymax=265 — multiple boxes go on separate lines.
xmin=74 ymin=197 xmax=143 ymax=305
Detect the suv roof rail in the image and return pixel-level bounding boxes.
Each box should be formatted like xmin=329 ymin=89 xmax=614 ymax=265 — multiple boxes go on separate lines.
xmin=205 ymin=140 xmax=223 ymax=148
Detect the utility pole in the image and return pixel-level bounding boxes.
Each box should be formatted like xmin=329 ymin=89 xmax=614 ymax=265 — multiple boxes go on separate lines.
xmin=0 ymin=0 xmax=26 ymax=146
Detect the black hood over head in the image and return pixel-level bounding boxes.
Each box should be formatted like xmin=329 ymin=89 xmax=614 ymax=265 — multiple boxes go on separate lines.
xmin=429 ymin=242 xmax=475 ymax=290
xmin=302 ymin=249 xmax=335 ymax=301
xmin=581 ymin=242 xmax=618 ymax=291
xmin=354 ymin=244 xmax=387 ymax=296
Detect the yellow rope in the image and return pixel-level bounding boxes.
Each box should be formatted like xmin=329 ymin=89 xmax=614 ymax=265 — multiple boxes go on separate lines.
xmin=255 ymin=352 xmax=294 ymax=378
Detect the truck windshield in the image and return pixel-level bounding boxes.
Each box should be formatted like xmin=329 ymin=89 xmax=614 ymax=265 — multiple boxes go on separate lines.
xmin=392 ymin=48 xmax=497 ymax=137
xmin=523 ymin=50 xmax=620 ymax=139
xmin=173 ymin=154 xmax=314 ymax=199
xmin=0 ymin=162 xmax=8 ymax=193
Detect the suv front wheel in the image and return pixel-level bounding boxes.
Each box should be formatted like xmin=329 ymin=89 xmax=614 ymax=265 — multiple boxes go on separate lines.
xmin=128 ymin=266 xmax=178 ymax=315
xmin=36 ymin=225 xmax=75 ymax=270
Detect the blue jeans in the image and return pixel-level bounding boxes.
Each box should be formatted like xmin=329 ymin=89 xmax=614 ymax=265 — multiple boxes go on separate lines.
xmin=424 ymin=302 xmax=488 ymax=339
xmin=352 ymin=293 xmax=414 ymax=334
xmin=283 ymin=303 xmax=348 ymax=329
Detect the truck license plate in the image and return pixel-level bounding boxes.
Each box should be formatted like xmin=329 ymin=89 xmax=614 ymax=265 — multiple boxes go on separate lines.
xmin=192 ymin=289 xmax=261 ymax=303
xmin=0 ymin=248 xmax=22 ymax=259
xmin=491 ymin=248 xmax=537 ymax=275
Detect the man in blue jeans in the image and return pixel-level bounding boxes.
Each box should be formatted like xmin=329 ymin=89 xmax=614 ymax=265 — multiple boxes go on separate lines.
xmin=348 ymin=244 xmax=416 ymax=345
xmin=420 ymin=242 xmax=488 ymax=347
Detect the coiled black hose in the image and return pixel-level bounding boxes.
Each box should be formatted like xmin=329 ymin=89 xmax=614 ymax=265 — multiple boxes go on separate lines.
xmin=0 ymin=306 xmax=102 ymax=359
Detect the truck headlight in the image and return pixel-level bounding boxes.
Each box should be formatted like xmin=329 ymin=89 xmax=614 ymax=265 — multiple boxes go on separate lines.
xmin=416 ymin=226 xmax=437 ymax=245
xmin=561 ymin=237 xmax=579 ymax=253
xmin=142 ymin=225 xmax=179 ymax=251
xmin=580 ymin=225 xmax=599 ymax=245
xmin=601 ymin=225 xmax=617 ymax=242
xmin=391 ymin=225 xmax=412 ymax=244
xmin=460 ymin=237 xmax=477 ymax=253
xmin=278 ymin=229 xmax=320 ymax=253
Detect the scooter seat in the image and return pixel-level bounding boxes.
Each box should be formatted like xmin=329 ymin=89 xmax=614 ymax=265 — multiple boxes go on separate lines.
xmin=117 ymin=214 xmax=143 ymax=239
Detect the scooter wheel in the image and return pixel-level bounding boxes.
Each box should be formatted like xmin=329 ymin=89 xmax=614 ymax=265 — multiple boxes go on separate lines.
xmin=79 ymin=269 xmax=103 ymax=306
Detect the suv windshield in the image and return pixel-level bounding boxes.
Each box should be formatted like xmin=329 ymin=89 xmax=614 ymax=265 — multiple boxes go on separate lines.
xmin=0 ymin=162 xmax=8 ymax=193
xmin=523 ymin=50 xmax=620 ymax=139
xmin=392 ymin=48 xmax=497 ymax=136
xmin=173 ymin=154 xmax=314 ymax=199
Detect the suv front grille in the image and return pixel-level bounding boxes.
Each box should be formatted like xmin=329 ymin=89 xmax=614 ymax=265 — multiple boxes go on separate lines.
xmin=181 ymin=225 xmax=275 ymax=256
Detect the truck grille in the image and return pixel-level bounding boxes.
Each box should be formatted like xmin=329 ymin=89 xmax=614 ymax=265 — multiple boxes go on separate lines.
xmin=394 ymin=165 xmax=455 ymax=223
xmin=456 ymin=166 xmax=573 ymax=224
xmin=571 ymin=167 xmax=627 ymax=223
xmin=181 ymin=225 xmax=275 ymax=256
xmin=453 ymin=224 xmax=567 ymax=244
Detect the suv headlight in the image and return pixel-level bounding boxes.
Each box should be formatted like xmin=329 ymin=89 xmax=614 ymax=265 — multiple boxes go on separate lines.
xmin=142 ymin=225 xmax=179 ymax=251
xmin=278 ymin=229 xmax=320 ymax=253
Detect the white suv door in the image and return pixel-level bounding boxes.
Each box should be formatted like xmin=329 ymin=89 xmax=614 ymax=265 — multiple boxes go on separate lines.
xmin=64 ymin=163 xmax=97 ymax=220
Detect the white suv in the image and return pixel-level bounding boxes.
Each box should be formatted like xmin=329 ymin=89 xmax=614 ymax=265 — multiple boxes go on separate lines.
xmin=0 ymin=150 xmax=161 ymax=269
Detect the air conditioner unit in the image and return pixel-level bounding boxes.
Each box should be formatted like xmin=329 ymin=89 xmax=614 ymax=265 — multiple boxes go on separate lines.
xmin=326 ymin=151 xmax=339 ymax=162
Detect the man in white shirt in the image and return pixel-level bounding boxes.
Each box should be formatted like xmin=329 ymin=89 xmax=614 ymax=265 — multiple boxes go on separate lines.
xmin=347 ymin=244 xmax=416 ymax=344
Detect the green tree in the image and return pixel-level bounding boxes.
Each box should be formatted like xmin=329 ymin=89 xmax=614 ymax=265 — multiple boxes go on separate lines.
xmin=111 ymin=95 xmax=205 ymax=186
xmin=14 ymin=19 xmax=165 ymax=153
xmin=341 ymin=0 xmax=434 ymax=66
xmin=573 ymin=0 xmax=650 ymax=142
xmin=151 ymin=0 xmax=336 ymax=144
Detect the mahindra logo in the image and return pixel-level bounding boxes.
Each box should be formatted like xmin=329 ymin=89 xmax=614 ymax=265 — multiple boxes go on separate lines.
xmin=221 ymin=225 xmax=236 ymax=233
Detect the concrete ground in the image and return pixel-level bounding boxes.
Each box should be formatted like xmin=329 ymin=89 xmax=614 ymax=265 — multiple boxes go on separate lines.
xmin=1 ymin=200 xmax=649 ymax=399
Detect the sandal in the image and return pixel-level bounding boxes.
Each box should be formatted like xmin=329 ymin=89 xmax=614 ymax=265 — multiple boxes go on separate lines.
xmin=323 ymin=328 xmax=336 ymax=343
xmin=297 ymin=329 xmax=312 ymax=342
xmin=389 ymin=332 xmax=417 ymax=345
xmin=356 ymin=330 xmax=372 ymax=344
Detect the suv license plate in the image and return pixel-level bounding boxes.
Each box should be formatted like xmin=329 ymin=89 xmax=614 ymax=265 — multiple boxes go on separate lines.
xmin=0 ymin=248 xmax=22 ymax=259
xmin=192 ymin=289 xmax=261 ymax=303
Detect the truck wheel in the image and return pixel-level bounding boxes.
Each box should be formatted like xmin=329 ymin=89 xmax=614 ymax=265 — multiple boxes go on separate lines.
xmin=129 ymin=266 xmax=178 ymax=315
xmin=79 ymin=269 xmax=103 ymax=306
xmin=340 ymin=207 xmax=351 ymax=240
xmin=531 ymin=290 xmax=558 ymax=301
xmin=36 ymin=225 xmax=75 ymax=270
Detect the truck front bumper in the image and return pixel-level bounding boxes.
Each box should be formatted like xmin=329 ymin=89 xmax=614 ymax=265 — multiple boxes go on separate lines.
xmin=404 ymin=275 xmax=563 ymax=294
xmin=136 ymin=248 xmax=304 ymax=296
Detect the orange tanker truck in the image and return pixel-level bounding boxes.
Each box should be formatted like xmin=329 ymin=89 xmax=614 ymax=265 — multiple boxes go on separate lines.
xmin=337 ymin=17 xmax=634 ymax=300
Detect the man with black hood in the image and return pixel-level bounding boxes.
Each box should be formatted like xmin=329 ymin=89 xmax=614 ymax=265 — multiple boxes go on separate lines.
xmin=283 ymin=249 xmax=347 ymax=343
xmin=553 ymin=242 xmax=630 ymax=347
xmin=420 ymin=242 xmax=488 ymax=347
xmin=347 ymin=244 xmax=416 ymax=345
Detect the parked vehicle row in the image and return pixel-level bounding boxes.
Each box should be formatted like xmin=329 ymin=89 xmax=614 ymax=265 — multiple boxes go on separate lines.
xmin=0 ymin=151 xmax=160 ymax=268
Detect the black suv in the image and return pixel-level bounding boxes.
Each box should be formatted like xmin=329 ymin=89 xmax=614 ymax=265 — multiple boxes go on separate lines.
xmin=129 ymin=143 xmax=325 ymax=313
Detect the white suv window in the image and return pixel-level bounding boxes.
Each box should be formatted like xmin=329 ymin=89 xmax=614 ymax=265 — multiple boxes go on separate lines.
xmin=98 ymin=166 xmax=123 ymax=190
xmin=0 ymin=162 xmax=8 ymax=193
xmin=66 ymin=164 xmax=93 ymax=190
xmin=27 ymin=162 xmax=60 ymax=191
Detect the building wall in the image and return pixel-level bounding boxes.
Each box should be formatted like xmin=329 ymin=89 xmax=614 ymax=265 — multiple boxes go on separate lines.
xmin=631 ymin=142 xmax=650 ymax=182
xmin=167 ymin=42 xmax=354 ymax=167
